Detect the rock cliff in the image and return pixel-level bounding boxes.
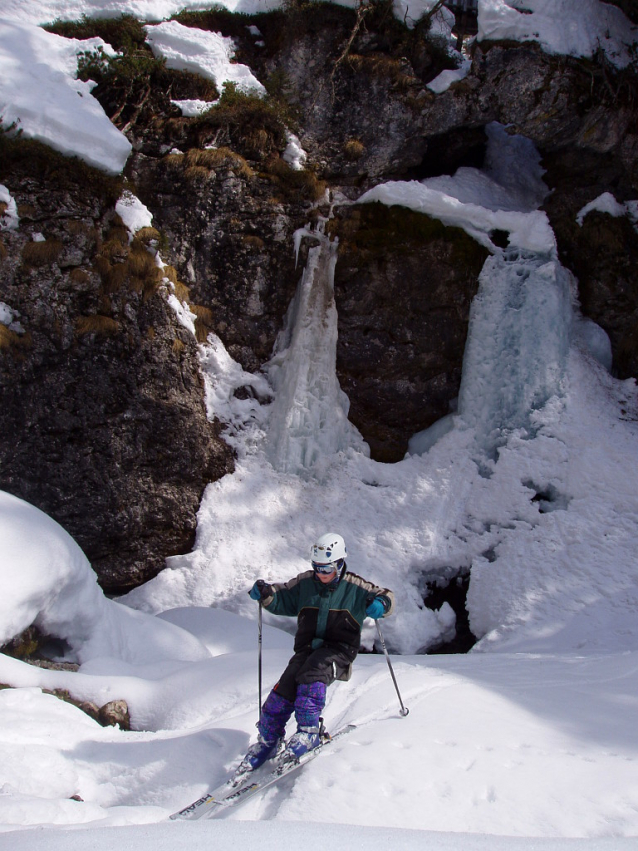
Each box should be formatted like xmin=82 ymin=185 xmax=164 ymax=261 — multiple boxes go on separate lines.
xmin=1 ymin=2 xmax=636 ymax=590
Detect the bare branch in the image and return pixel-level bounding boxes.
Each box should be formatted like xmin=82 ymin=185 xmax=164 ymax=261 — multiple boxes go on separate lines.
xmin=120 ymin=83 xmax=152 ymax=134
xmin=326 ymin=0 xmax=372 ymax=102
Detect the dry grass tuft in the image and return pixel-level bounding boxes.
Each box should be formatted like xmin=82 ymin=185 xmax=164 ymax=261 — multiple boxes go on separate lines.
xmin=69 ymin=267 xmax=91 ymax=284
xmin=66 ymin=220 xmax=90 ymax=235
xmin=184 ymin=165 xmax=211 ymax=183
xmin=344 ymin=139 xmax=365 ymax=161
xmin=191 ymin=304 xmax=214 ymax=343
xmin=0 ymin=325 xmax=31 ymax=352
xmin=243 ymin=129 xmax=270 ymax=157
xmin=0 ymin=325 xmax=19 ymax=350
xmin=173 ymin=280 xmax=190 ymax=302
xmin=242 ymin=235 xmax=265 ymax=250
xmin=94 ymin=231 xmax=163 ymax=299
xmin=128 ymin=246 xmax=163 ymax=299
xmin=100 ymin=259 xmax=129 ymax=292
xmin=127 ymin=248 xmax=159 ymax=280
xmin=100 ymin=237 xmax=129 ymax=262
xmin=177 ymin=147 xmax=253 ymax=180
xmin=185 ymin=148 xmax=217 ymax=168
xmin=75 ymin=315 xmax=120 ymax=337
xmin=262 ymin=157 xmax=326 ymax=202
xmin=161 ymin=265 xmax=179 ymax=285
xmin=163 ymin=152 xmax=185 ymax=169
xmin=347 ymin=54 xmax=416 ymax=90
xmin=22 ymin=239 xmax=64 ymax=267
xmin=106 ymin=223 xmax=129 ymax=244
xmin=132 ymin=227 xmax=161 ymax=247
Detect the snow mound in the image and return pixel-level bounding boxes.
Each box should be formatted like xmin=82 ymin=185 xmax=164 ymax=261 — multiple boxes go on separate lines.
xmin=0 ymin=490 xmax=210 ymax=665
xmin=145 ymin=20 xmax=265 ymax=95
xmin=158 ymin=605 xmax=291 ymax=656
xmin=358 ymin=181 xmax=555 ymax=254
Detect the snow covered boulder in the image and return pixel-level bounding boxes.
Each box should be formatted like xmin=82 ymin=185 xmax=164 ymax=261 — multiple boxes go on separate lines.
xmin=0 ymin=491 xmax=210 ymax=666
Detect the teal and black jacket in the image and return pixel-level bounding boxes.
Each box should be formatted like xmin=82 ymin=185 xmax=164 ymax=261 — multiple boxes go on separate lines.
xmin=262 ymin=569 xmax=394 ymax=656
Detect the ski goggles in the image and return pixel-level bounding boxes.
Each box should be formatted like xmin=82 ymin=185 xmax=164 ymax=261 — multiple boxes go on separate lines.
xmin=312 ymin=559 xmax=343 ymax=575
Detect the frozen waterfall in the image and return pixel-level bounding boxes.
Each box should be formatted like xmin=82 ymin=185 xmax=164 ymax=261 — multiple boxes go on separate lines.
xmin=458 ymin=248 xmax=573 ymax=459
xmin=384 ymin=123 xmax=575 ymax=462
xmin=264 ymin=221 xmax=368 ymax=476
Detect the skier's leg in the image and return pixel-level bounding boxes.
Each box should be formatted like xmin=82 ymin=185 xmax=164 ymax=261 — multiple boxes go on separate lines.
xmin=283 ymin=689 xmax=328 ymax=759
xmin=257 ymin=690 xmax=294 ymax=742
xmin=239 ymin=653 xmax=307 ymax=771
xmin=239 ymin=690 xmax=293 ymax=771
xmin=284 ymin=647 xmax=340 ymax=758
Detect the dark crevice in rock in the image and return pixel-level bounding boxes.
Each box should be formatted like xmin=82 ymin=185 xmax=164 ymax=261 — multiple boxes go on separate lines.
xmin=405 ymin=126 xmax=488 ymax=181
xmin=424 ymin=573 xmax=477 ymax=655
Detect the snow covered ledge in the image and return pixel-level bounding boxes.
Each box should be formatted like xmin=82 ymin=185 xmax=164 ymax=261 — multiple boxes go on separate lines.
xmin=477 ymin=0 xmax=638 ymax=69
xmin=0 ymin=20 xmax=131 ymax=174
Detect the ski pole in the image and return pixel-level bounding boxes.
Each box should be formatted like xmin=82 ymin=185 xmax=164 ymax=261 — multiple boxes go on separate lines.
xmin=376 ymin=620 xmax=409 ymax=717
xmin=258 ymin=603 xmax=263 ymax=716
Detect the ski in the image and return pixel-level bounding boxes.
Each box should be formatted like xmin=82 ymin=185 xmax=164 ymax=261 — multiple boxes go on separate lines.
xmin=202 ymin=724 xmax=357 ymax=820
xmin=169 ymin=724 xmax=356 ymax=821
xmin=169 ymin=765 xmax=264 ymax=821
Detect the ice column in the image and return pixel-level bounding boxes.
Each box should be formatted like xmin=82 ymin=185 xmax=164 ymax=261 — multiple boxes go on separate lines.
xmin=458 ymin=247 xmax=573 ymax=459
xmin=264 ymin=221 xmax=368 ymax=476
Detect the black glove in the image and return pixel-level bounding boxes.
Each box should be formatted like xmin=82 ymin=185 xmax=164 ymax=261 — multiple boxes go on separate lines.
xmin=249 ymin=579 xmax=273 ymax=601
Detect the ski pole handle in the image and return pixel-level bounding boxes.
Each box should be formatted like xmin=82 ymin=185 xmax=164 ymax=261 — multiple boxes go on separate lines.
xmin=376 ymin=620 xmax=409 ymax=717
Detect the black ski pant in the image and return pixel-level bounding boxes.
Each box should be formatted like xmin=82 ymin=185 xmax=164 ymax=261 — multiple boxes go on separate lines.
xmin=273 ymin=643 xmax=356 ymax=703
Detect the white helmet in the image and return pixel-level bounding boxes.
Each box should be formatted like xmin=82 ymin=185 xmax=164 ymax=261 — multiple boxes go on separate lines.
xmin=311 ymin=532 xmax=347 ymax=568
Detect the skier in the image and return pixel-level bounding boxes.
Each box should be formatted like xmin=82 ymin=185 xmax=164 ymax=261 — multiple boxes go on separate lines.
xmin=240 ymin=532 xmax=394 ymax=771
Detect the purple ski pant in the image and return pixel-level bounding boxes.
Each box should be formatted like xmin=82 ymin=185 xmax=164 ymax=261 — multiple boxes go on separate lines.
xmin=258 ymin=682 xmax=326 ymax=744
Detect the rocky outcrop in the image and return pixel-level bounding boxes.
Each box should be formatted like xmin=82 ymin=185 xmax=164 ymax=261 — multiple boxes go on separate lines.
xmin=539 ymin=142 xmax=638 ymax=379
xmin=329 ymin=203 xmax=489 ymax=462
xmin=147 ymin=7 xmax=638 ymax=393
xmin=0 ymin=140 xmax=233 ymax=591
xmin=130 ymin=150 xmax=306 ymax=373
xmin=130 ymin=7 xmax=638 ymax=459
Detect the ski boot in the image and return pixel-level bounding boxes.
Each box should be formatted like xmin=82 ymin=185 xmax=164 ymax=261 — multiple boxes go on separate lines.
xmin=236 ymin=734 xmax=283 ymax=777
xmin=282 ymin=725 xmax=322 ymax=761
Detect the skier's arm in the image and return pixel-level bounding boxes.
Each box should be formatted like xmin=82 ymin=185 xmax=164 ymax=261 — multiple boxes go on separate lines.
xmin=365 ymin=582 xmax=394 ymax=617
xmin=254 ymin=572 xmax=306 ymax=617
xmin=365 ymin=594 xmax=391 ymax=619
xmin=249 ymin=580 xmax=273 ymax=601
xmin=344 ymin=573 xmax=395 ymax=619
